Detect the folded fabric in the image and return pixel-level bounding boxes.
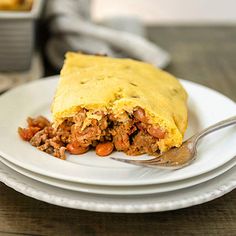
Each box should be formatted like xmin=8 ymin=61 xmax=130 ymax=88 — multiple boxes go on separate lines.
xmin=45 ymin=0 xmax=170 ymax=70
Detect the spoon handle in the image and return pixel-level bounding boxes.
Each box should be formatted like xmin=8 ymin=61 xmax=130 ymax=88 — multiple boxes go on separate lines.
xmin=193 ymin=115 xmax=236 ymax=144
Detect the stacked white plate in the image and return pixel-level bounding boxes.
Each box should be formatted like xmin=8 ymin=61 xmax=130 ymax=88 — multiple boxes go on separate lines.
xmin=0 ymin=76 xmax=235 ymax=213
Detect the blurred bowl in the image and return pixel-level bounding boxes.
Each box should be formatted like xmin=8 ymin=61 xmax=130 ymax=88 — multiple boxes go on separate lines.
xmin=0 ymin=0 xmax=44 ymax=72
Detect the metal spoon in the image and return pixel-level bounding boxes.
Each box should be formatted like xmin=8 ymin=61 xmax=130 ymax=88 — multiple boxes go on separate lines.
xmin=110 ymin=116 xmax=236 ymax=169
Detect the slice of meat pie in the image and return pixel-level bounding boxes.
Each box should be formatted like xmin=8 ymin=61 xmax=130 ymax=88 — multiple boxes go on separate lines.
xmin=51 ymin=52 xmax=188 ymax=157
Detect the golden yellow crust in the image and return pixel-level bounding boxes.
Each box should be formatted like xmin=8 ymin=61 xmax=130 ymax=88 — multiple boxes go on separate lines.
xmin=0 ymin=0 xmax=33 ymax=11
xmin=52 ymin=52 xmax=188 ymax=152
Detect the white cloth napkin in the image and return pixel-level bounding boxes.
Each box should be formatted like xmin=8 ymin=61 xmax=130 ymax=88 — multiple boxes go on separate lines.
xmin=45 ymin=0 xmax=170 ymax=69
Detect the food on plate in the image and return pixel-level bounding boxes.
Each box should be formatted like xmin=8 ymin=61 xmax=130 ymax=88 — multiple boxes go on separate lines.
xmin=0 ymin=0 xmax=33 ymax=11
xmin=18 ymin=52 xmax=188 ymax=159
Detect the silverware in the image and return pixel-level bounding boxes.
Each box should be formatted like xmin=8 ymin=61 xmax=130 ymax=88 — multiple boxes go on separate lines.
xmin=110 ymin=116 xmax=236 ymax=169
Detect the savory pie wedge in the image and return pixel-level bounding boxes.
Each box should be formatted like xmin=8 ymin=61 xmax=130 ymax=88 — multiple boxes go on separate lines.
xmin=19 ymin=52 xmax=188 ymax=159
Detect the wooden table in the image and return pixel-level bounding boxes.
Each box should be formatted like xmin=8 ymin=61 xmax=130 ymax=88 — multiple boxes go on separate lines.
xmin=0 ymin=26 xmax=235 ymax=236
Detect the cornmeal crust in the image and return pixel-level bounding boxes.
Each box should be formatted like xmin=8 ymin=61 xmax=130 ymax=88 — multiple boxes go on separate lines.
xmin=52 ymin=52 xmax=188 ymax=152
xmin=0 ymin=0 xmax=33 ymax=11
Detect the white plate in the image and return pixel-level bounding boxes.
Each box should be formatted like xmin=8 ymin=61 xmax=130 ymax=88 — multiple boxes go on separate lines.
xmin=0 ymin=155 xmax=235 ymax=195
xmin=0 ymin=160 xmax=235 ymax=213
xmin=0 ymin=76 xmax=235 ymax=186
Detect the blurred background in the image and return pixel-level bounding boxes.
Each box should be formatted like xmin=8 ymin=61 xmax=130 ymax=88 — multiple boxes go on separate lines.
xmin=0 ymin=0 xmax=235 ymax=99
xmin=93 ymin=0 xmax=236 ymax=24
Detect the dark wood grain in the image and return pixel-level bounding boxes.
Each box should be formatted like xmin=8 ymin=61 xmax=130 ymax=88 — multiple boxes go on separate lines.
xmin=0 ymin=26 xmax=235 ymax=236
xmin=148 ymin=26 xmax=236 ymax=101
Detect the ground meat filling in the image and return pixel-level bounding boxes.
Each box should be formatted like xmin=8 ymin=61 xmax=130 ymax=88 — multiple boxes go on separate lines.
xmin=18 ymin=107 xmax=166 ymax=159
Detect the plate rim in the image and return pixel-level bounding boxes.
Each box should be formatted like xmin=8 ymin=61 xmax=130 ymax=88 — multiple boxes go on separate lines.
xmin=0 ymin=154 xmax=235 ymax=195
xmin=0 ymin=160 xmax=235 ymax=213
